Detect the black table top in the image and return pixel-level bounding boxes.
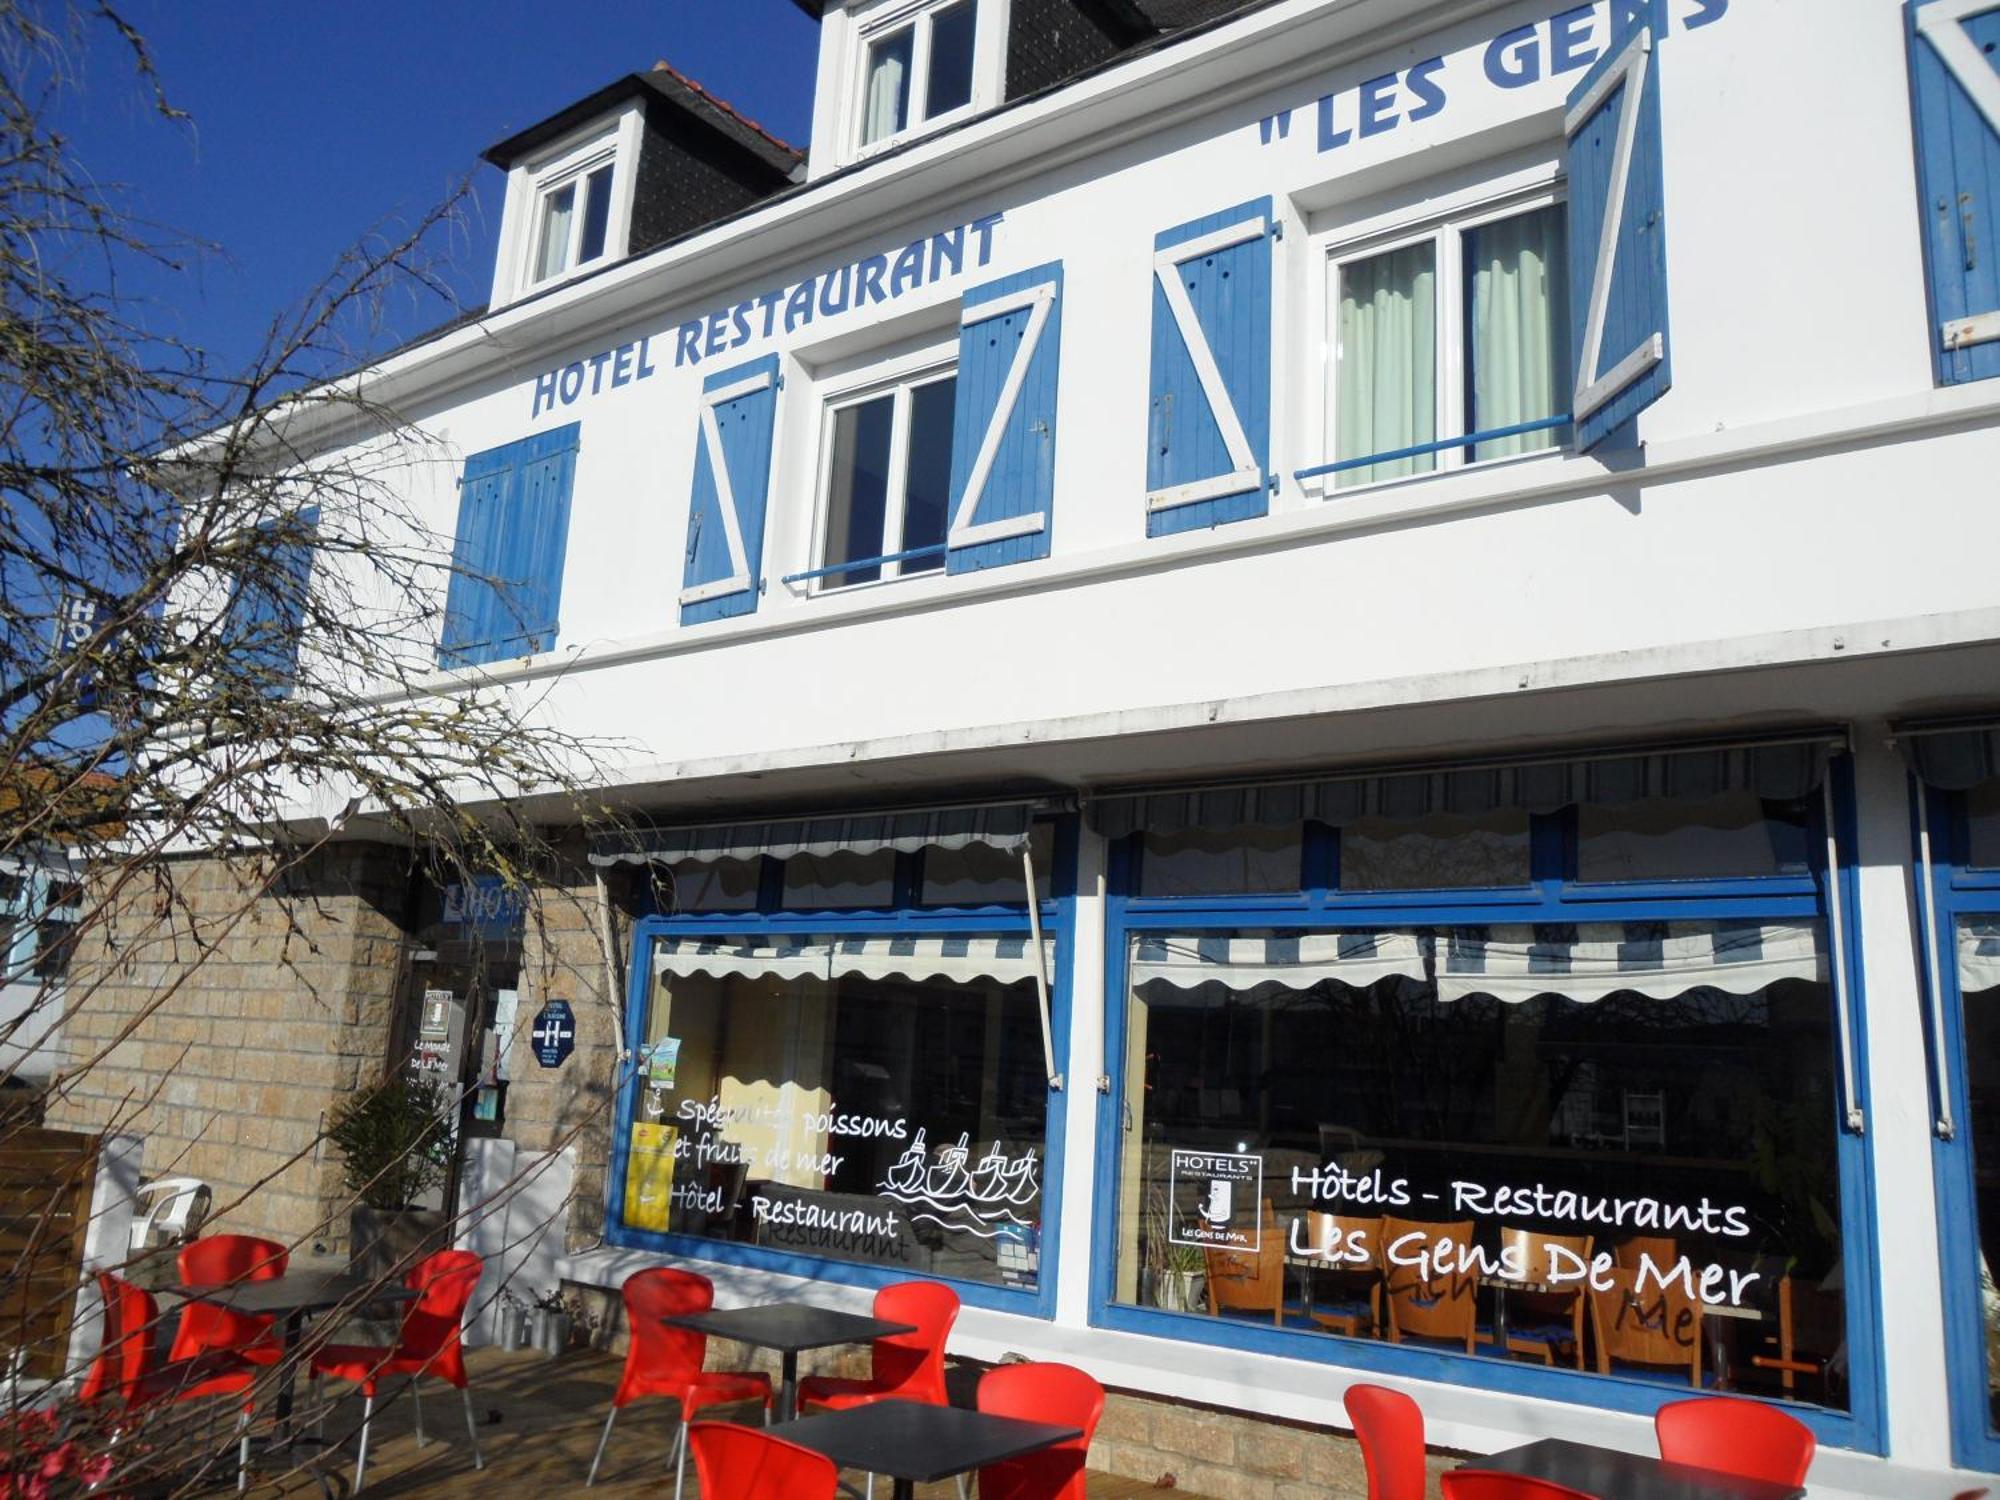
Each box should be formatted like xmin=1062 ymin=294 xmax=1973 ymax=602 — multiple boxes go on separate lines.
xmin=1473 ymin=1438 xmax=1808 ymax=1500
xmin=158 ymin=1268 xmax=416 ymax=1317
xmin=775 ymin=1399 xmax=1083 ymax=1483
xmin=660 ymin=1302 xmax=915 ymax=1353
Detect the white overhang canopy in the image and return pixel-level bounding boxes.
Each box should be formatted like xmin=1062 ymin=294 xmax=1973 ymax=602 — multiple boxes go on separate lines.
xmin=1088 ymin=733 xmax=1841 ymax=837
xmin=589 ymin=798 xmax=1055 ymax=868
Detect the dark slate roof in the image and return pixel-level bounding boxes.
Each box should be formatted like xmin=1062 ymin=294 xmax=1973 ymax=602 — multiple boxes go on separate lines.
xmin=481 ymin=63 xmax=804 ymax=178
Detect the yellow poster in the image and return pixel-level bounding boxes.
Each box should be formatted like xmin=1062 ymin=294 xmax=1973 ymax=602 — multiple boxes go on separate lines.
xmin=623 ymin=1122 xmax=679 ymax=1233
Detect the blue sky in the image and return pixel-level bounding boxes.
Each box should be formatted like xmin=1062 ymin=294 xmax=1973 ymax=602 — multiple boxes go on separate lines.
xmin=58 ymin=1 xmax=821 ymax=376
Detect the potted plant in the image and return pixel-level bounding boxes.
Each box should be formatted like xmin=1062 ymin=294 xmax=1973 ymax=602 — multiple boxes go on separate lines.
xmin=326 ymin=1073 xmax=454 ymax=1285
xmin=1143 ymin=1175 xmax=1207 ymax=1312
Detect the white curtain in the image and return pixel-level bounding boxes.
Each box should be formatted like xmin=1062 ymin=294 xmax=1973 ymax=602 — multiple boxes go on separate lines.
xmin=863 ymin=32 xmax=911 ymax=145
xmin=1466 ymin=205 xmax=1568 ymax=461
xmin=533 ymin=183 xmax=575 ymax=282
xmin=1335 ymin=242 xmax=1436 ymax=488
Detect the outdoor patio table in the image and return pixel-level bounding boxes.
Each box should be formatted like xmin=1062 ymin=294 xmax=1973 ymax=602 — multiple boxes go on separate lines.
xmin=658 ymin=1302 xmax=916 ymax=1421
xmin=1469 ymin=1437 xmax=1808 ymax=1499
xmin=159 ymin=1268 xmax=416 ymax=1438
xmin=775 ymin=1396 xmax=1084 ymax=1500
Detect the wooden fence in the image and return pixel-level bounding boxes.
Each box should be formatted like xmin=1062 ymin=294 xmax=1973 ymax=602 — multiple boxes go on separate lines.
xmin=0 ymin=1127 xmax=98 ymax=1381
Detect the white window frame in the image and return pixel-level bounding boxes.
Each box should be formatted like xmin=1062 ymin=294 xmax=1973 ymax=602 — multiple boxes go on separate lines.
xmin=491 ymin=106 xmax=643 ymax=307
xmin=806 ymin=340 xmax=959 ymax=595
xmin=848 ymin=0 xmax=988 ymax=158
xmin=1311 ymin=171 xmax=1570 ymax=498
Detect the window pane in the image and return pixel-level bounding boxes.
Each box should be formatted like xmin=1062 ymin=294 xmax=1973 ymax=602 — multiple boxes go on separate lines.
xmin=1335 ymin=242 xmax=1436 ymax=489
xmin=534 ymin=182 xmax=577 ymax=281
xmin=1577 ymin=794 xmax=1813 ymax=883
xmin=782 ymin=850 xmax=896 ymax=908
xmin=922 ymin=823 xmax=1054 ymax=907
xmin=862 ymin=26 xmax=914 ymax=144
xmin=627 ymin=946 xmax=1047 ymax=1287
xmin=1340 ymin=809 xmax=1530 ymax=890
xmin=1465 ymin=205 xmax=1569 ymax=461
xmin=1968 ymin=782 xmax=2000 ymax=869
xmin=665 ymin=859 xmax=761 ymax=913
xmin=1113 ymin=924 xmax=1848 ymax=1410
xmin=578 ymin=165 xmax=614 ymax=264
xmin=925 ymin=0 xmax=977 ymax=118
xmin=1140 ymin=826 xmax=1302 ymax=897
xmin=899 ymin=376 xmax=956 ymax=574
xmin=1959 ymin=916 xmax=2000 ymax=1425
xmin=822 ymin=395 xmax=896 ymax=587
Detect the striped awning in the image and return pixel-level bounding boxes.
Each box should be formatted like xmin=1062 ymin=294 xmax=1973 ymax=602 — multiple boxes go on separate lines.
xmin=1129 ymin=932 xmax=1426 ymax=996
xmin=1088 ymin=737 xmax=1837 ymax=837
xmin=1437 ymin=921 xmax=1825 ymax=1005
xmin=653 ymin=932 xmax=1050 ymax=987
xmin=1962 ymin=919 xmax=2000 ymax=995
xmin=1896 ymin=719 xmax=2000 ymax=791
xmin=592 ymin=800 xmax=1047 ymax=868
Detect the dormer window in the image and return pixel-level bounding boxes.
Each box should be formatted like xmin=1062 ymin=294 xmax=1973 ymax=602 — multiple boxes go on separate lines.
xmin=532 ymin=157 xmax=616 ymax=286
xmin=855 ymin=0 xmax=981 ymax=151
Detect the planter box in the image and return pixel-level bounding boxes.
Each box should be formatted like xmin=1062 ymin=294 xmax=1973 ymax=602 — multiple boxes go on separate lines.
xmin=348 ymin=1206 xmax=450 ymax=1287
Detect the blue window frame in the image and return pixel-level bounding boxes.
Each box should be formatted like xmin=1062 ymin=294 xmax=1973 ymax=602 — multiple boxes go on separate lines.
xmin=1918 ymin=768 xmax=2000 ymax=1469
xmin=1090 ymin=762 xmax=1885 ymax=1454
xmin=605 ymin=821 xmax=1077 ymax=1318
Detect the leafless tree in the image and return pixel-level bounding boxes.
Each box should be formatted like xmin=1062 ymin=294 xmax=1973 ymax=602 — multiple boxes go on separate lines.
xmin=0 ymin=4 xmax=636 ymax=1489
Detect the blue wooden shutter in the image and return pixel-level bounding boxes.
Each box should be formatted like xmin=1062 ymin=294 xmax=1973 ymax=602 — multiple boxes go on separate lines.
xmin=1909 ymin=0 xmax=2000 ymax=383
xmin=946 ymin=263 xmax=1063 ymax=574
xmin=1146 ymin=198 xmax=1274 ymax=537
xmin=680 ymin=354 xmax=780 ymax=625
xmin=439 ymin=423 xmax=579 ymax=667
xmin=1563 ymin=0 xmax=1672 ymax=452
xmin=223 ymin=507 xmax=317 ymax=695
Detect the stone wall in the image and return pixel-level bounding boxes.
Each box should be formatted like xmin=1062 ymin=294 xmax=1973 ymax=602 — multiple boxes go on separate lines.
xmin=502 ymin=849 xmax=639 ymax=1249
xmin=1088 ymin=1385 xmax=1455 ymax=1500
xmin=46 ymin=843 xmax=412 ymax=1248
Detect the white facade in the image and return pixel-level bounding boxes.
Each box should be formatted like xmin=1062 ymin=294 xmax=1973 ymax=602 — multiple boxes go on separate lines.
xmin=286 ymin=1 xmax=2000 ymax=1493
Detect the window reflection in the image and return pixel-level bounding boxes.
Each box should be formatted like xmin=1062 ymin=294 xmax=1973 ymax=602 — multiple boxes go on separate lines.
xmin=1577 ymin=793 xmax=1812 ymax=882
xmin=1339 ymin=808 xmax=1530 ymax=890
xmin=1140 ymin=825 xmax=1302 ymax=897
xmin=1115 ymin=924 xmax=1847 ymax=1409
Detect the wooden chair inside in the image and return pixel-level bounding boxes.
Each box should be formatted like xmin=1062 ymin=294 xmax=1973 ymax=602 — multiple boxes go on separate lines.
xmin=1302 ymin=1212 xmax=1382 ymax=1339
xmin=1750 ymin=1274 xmax=1843 ymax=1397
xmin=1380 ymin=1217 xmax=1481 ymax=1356
xmin=1203 ymin=1200 xmax=1296 ymax=1326
xmin=1496 ymin=1228 xmax=1592 ymax=1370
xmin=1588 ymin=1266 xmax=1702 ymax=1387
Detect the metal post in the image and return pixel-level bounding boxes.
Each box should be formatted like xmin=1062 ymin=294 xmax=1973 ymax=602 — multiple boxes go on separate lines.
xmin=1022 ymin=843 xmax=1063 ymax=1091
xmin=1916 ymin=781 xmax=1958 ymax=1139
xmin=1822 ymin=777 xmax=1864 ymax=1133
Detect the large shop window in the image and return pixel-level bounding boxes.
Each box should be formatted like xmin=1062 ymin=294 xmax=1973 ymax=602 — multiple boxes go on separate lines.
xmin=1327 ymin=200 xmax=1570 ymax=490
xmin=625 ymin=934 xmax=1049 ymax=1287
xmin=602 ymin=803 xmax=1066 ymax=1300
xmin=1101 ymin=742 xmax=1864 ymax=1421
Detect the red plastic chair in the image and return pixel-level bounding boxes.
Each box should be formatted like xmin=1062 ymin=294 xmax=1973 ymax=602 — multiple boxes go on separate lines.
xmin=1443 ymin=1473 xmax=1596 ymax=1499
xmin=309 ymin=1248 xmax=484 ymax=1494
xmin=975 ymin=1362 xmax=1105 ymax=1500
xmin=798 ymin=1280 xmax=960 ymax=1411
xmin=584 ymin=1268 xmax=771 ymax=1495
xmin=170 ymin=1234 xmax=289 ymax=1366
xmin=1655 ymin=1396 xmax=1815 ymax=1487
xmin=688 ymin=1420 xmax=837 ymax=1500
xmin=83 ymin=1272 xmax=260 ymax=1490
xmin=1345 ymin=1384 xmax=1427 ymax=1500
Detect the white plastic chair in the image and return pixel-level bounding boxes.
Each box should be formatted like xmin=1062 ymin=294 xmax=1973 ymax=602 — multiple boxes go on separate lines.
xmin=127 ymin=1177 xmax=211 ymax=1255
